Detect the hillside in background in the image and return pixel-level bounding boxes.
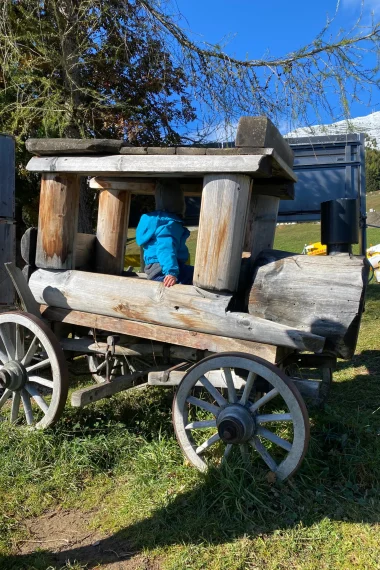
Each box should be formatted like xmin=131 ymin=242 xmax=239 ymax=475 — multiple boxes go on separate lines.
xmin=287 ymin=111 xmax=380 ymax=147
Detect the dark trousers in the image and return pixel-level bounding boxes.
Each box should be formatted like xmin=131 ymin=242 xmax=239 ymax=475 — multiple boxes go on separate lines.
xmin=151 ymin=262 xmax=194 ymax=285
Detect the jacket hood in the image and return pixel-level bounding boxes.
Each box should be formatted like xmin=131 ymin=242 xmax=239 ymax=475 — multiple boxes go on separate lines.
xmin=136 ymin=211 xmax=184 ymax=246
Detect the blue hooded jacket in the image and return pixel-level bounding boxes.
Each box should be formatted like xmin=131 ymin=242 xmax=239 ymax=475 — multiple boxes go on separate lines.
xmin=136 ymin=211 xmax=190 ymax=278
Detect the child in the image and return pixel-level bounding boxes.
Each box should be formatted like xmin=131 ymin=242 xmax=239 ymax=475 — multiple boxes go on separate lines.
xmin=136 ymin=179 xmax=194 ymax=287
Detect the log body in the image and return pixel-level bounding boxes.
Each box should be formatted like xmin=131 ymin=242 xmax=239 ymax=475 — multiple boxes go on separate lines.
xmin=194 ymin=174 xmax=251 ymax=292
xmin=36 ymin=173 xmax=80 ymax=269
xmin=96 ymin=189 xmax=131 ymax=274
xmin=249 ymin=250 xmax=369 ymax=359
xmin=29 ymin=270 xmax=324 ymax=352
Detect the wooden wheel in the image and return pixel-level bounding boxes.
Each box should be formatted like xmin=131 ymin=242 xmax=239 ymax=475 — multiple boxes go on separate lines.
xmin=0 ymin=312 xmax=68 ymax=428
xmin=87 ymin=354 xmax=128 ymax=384
xmin=173 ymin=352 xmax=310 ymax=481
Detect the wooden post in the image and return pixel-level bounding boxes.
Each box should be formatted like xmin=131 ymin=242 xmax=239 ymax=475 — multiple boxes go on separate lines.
xmin=193 ymin=174 xmax=251 ymax=292
xmin=95 ymin=188 xmax=131 ymax=274
xmin=243 ymin=193 xmax=280 ymax=265
xmin=36 ymin=173 xmax=80 ymax=269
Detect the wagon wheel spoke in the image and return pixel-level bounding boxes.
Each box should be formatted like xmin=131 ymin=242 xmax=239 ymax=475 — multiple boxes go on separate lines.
xmin=15 ymin=325 xmax=25 ymax=361
xmin=240 ymin=443 xmax=250 ymax=465
xmin=28 ymin=376 xmax=54 ymax=389
xmin=256 ymin=413 xmax=293 ymax=424
xmin=198 ymin=375 xmax=227 ymax=407
xmin=222 ymin=367 xmax=237 ymax=403
xmin=185 ymin=419 xmax=217 ymax=430
xmin=21 ymin=389 xmax=34 ymax=425
xmin=21 ymin=335 xmax=39 ymax=366
xmin=0 ymin=341 xmax=8 ymax=364
xmin=239 ymin=371 xmax=256 ymax=405
xmin=25 ymin=384 xmax=49 ymax=414
xmin=0 ymin=325 xmax=15 ymax=361
xmin=0 ymin=389 xmax=11 ymax=410
xmin=26 ymin=358 xmax=51 ymax=374
xmin=10 ymin=391 xmax=21 ymax=423
xmin=249 ymin=388 xmax=279 ymax=413
xmin=250 ymin=436 xmax=277 ymax=472
xmin=186 ymin=396 xmax=220 ymax=416
xmin=196 ymin=432 xmax=220 ymax=455
xmin=257 ymin=427 xmax=292 ymax=452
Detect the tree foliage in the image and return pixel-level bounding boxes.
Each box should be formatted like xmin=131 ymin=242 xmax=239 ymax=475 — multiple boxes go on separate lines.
xmin=366 ymin=148 xmax=380 ymax=193
xmin=1 ymin=0 xmax=380 ymax=224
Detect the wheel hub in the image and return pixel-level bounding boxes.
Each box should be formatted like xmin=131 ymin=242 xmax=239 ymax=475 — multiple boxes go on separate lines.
xmin=0 ymin=361 xmax=28 ymax=392
xmin=217 ymin=404 xmax=255 ymax=444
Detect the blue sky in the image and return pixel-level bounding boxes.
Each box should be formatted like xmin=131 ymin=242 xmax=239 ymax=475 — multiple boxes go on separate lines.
xmin=175 ymin=0 xmax=380 ymax=133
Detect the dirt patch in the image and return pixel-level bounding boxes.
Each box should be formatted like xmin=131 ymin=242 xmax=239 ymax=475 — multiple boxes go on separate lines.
xmin=15 ymin=509 xmax=160 ymax=569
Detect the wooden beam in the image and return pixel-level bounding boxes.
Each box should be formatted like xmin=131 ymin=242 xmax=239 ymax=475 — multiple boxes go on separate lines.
xmin=194 ymin=174 xmax=252 ymax=292
xmin=41 ymin=305 xmax=278 ymax=361
xmin=26 ymin=153 xmax=298 ymax=180
xmin=96 ymin=189 xmax=131 ymax=275
xmin=36 ymin=173 xmax=80 ymax=269
xmin=249 ymin=250 xmax=369 ymax=359
xmin=30 ymin=269 xmax=325 ymax=351
xmin=89 ymin=177 xmax=203 ymax=196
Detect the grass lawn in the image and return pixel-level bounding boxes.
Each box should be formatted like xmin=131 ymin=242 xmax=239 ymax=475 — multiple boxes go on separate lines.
xmin=0 ymin=221 xmax=380 ymax=569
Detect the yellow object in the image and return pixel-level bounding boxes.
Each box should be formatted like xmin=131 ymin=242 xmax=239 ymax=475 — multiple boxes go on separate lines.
xmin=124 ymin=254 xmax=141 ymax=268
xmin=304 ymin=242 xmax=327 ymax=256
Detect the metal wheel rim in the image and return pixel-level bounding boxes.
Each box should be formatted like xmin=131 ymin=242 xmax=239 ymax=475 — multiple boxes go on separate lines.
xmin=173 ymin=352 xmax=310 ymax=481
xmin=0 ymin=312 xmax=68 ymax=428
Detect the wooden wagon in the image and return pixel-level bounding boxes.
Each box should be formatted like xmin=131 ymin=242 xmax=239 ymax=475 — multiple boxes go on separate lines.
xmin=0 ymin=117 xmax=369 ymax=481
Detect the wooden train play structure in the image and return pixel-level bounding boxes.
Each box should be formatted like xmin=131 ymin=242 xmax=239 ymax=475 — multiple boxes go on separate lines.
xmin=0 ymin=116 xmax=370 ymax=481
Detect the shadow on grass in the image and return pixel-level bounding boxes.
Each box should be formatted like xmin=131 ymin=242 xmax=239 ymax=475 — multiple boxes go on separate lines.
xmin=2 ymin=361 xmax=380 ymax=570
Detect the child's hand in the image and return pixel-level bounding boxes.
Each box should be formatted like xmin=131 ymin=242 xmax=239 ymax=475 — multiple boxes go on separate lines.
xmin=164 ymin=275 xmax=177 ymax=287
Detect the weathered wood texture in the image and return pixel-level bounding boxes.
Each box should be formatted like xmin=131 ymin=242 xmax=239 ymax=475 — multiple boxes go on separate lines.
xmin=96 ymin=189 xmax=131 ymax=275
xmin=22 ymin=229 xmax=96 ymax=271
xmin=252 ymin=179 xmax=294 ymax=200
xmin=243 ymin=194 xmax=280 ymax=268
xmin=21 ymin=227 xmax=38 ymax=265
xmin=26 ymin=138 xmax=125 ymax=155
xmin=41 ymin=306 xmax=278 ymax=361
xmin=4 ymin=263 xmax=41 ymax=317
xmin=30 ymin=270 xmax=324 ymax=351
xmin=0 ymin=135 xmax=16 ymax=306
xmin=36 ymin=174 xmax=80 ymax=269
xmin=235 ymin=116 xmax=294 ymax=168
xmin=89 ymin=177 xmax=203 ymax=196
xmin=75 ymin=233 xmax=96 ymax=270
xmin=249 ymin=250 xmax=369 ymax=359
xmin=194 ymin=174 xmax=251 ymax=292
xmin=26 ymin=153 xmax=297 ymax=181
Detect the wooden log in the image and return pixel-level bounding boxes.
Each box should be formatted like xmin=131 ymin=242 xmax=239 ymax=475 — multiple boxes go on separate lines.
xmin=194 ymin=174 xmax=252 ymax=292
xmin=96 ymin=189 xmax=131 ymax=274
xmin=26 ymin=138 xmax=124 ymax=155
xmin=235 ymin=116 xmax=294 ymax=168
xmin=89 ymin=177 xmax=203 ymax=196
xmin=30 ymin=270 xmax=325 ymax=351
xmin=41 ymin=306 xmax=278 ymax=361
xmin=249 ymin=250 xmax=369 ymax=359
xmin=20 ymin=227 xmax=38 ymax=265
xmin=26 ymin=153 xmax=289 ymax=179
xmin=243 ymin=194 xmax=280 ymax=269
xmin=36 ymin=173 xmax=80 ymax=269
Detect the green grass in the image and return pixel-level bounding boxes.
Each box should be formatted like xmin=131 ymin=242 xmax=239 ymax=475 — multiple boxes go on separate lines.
xmin=1 ymin=223 xmax=380 ymax=569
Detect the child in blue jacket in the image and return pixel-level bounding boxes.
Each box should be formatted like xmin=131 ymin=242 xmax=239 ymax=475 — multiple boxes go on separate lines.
xmin=136 ymin=180 xmax=194 ymax=287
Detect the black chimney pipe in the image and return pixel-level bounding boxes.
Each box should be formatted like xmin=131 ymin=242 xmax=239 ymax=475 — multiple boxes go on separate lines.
xmin=321 ymin=198 xmax=359 ymax=255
